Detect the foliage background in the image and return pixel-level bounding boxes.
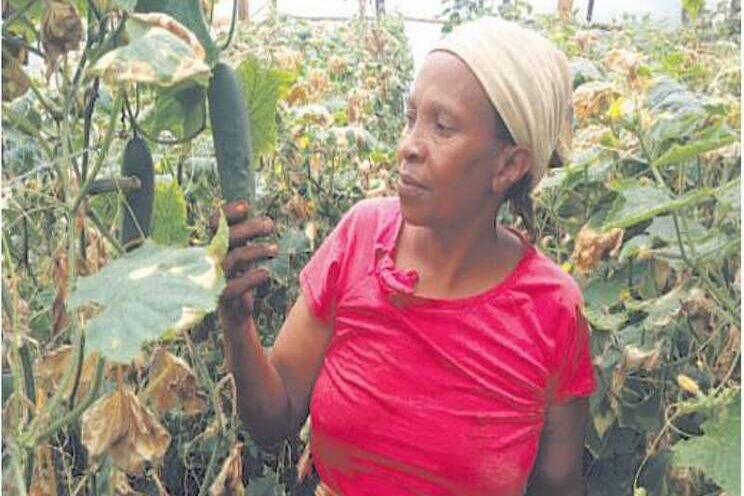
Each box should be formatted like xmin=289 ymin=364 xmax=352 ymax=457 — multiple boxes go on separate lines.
xmin=1 ymin=0 xmax=740 ymax=495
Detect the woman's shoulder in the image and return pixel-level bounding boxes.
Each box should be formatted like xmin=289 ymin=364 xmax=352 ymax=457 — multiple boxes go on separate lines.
xmin=336 ymin=196 xmax=399 ymax=242
xmin=511 ymin=244 xmax=584 ymax=313
xmin=344 ymin=196 xmax=399 ymax=223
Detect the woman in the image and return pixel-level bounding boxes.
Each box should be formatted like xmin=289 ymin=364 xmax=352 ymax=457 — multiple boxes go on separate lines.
xmin=216 ymin=17 xmax=595 ymax=496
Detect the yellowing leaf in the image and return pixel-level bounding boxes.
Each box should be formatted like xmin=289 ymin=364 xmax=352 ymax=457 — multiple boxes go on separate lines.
xmin=81 ymin=387 xmax=171 ymax=474
xmin=144 ymin=348 xmax=207 ymax=416
xmin=677 ymin=374 xmax=702 ymax=396
xmin=88 ymin=13 xmax=209 ymax=90
xmin=68 ymin=241 xmax=225 ymax=364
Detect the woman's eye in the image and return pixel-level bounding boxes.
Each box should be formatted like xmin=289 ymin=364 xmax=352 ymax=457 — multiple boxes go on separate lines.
xmin=405 ymin=112 xmax=416 ymax=127
xmin=435 ymin=120 xmax=452 ymax=132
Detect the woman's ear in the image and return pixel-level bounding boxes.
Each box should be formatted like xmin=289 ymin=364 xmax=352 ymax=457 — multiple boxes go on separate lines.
xmin=491 ymin=145 xmax=534 ymax=196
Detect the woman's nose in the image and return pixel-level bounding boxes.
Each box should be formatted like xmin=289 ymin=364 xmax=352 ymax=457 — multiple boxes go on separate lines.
xmin=397 ymin=125 xmax=424 ymax=164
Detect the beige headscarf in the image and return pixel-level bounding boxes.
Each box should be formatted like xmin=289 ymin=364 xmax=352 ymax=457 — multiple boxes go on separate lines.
xmin=431 ymin=17 xmax=573 ymax=190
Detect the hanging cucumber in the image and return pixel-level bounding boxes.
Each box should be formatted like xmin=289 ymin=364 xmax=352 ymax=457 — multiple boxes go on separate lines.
xmin=120 ymin=135 xmax=154 ymax=250
xmin=207 ymin=62 xmax=255 ymax=204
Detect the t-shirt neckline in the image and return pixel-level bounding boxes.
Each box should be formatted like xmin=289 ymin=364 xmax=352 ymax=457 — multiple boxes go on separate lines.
xmin=373 ymin=199 xmax=537 ymax=309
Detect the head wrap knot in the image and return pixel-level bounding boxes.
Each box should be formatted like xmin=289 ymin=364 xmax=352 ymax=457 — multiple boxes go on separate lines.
xmin=431 ymin=18 xmax=573 ymax=190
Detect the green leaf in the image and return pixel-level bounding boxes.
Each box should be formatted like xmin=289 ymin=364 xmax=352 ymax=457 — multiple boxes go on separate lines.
xmin=673 ymin=393 xmax=740 ymax=494
xmin=652 ymin=124 xmax=737 ymax=168
xmin=135 ymin=0 xmax=218 ymax=66
xmin=236 ymin=57 xmax=294 ymax=159
xmin=584 ymin=306 xmax=628 ymax=332
xmin=602 ymin=180 xmax=715 ymax=230
xmin=570 ymin=57 xmax=605 ymax=89
xmin=151 ymin=180 xmax=190 ymax=246
xmin=87 ymin=13 xmax=210 ymax=90
xmin=140 ymin=83 xmax=206 ymax=140
xmin=681 ymin=0 xmax=704 ymax=21
xmin=68 ymin=241 xmax=225 ymax=363
xmin=246 ymin=476 xmax=285 ymax=496
xmin=716 ymin=177 xmax=741 ymax=223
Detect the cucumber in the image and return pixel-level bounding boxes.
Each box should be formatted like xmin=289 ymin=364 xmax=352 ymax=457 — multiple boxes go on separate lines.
xmin=120 ymin=135 xmax=154 ymax=250
xmin=207 ymin=62 xmax=255 ymax=204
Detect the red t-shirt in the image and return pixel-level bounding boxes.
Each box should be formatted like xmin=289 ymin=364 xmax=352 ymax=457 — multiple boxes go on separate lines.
xmin=299 ymin=197 xmax=595 ymax=495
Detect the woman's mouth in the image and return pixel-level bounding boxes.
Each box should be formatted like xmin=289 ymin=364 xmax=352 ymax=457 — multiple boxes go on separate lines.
xmin=397 ymin=173 xmax=428 ymax=198
xmin=398 ymin=178 xmax=426 ymax=198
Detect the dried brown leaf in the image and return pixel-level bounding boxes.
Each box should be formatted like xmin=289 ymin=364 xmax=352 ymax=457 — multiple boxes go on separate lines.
xmin=41 ymin=0 xmax=83 ymax=75
xmin=714 ymin=326 xmax=740 ymax=382
xmin=2 ymin=46 xmax=30 ymax=102
xmin=622 ymin=343 xmax=663 ymax=372
xmin=109 ymin=468 xmax=144 ymax=495
xmin=144 ymin=348 xmax=207 ymax=416
xmin=603 ymin=49 xmax=642 ymax=77
xmin=573 ymin=81 xmax=617 ymax=121
xmin=35 ymin=345 xmax=99 ymax=401
xmin=29 ymin=444 xmax=58 ymax=496
xmin=571 ymin=226 xmax=624 ymax=274
xmin=209 ymin=443 xmax=245 ymax=496
xmin=315 ymin=481 xmax=340 ymax=496
xmin=82 ymin=387 xmax=171 ymax=474
xmin=296 ymin=442 xmax=312 ymax=483
xmin=284 ymin=83 xmax=309 ymax=106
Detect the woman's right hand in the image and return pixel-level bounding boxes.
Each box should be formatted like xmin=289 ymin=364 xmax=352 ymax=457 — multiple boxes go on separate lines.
xmin=211 ymin=200 xmax=277 ymax=333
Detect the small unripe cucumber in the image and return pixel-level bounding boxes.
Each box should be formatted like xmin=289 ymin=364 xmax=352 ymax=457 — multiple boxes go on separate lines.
xmin=120 ymin=135 xmax=154 ymax=250
xmin=207 ymin=62 xmax=255 ymax=204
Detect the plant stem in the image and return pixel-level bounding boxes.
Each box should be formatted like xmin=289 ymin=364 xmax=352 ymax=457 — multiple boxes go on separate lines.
xmin=67 ymin=334 xmax=86 ymax=410
xmin=2 ymin=0 xmax=38 ymax=35
xmin=19 ymin=343 xmax=36 ymax=415
xmin=71 ymin=92 xmax=124 ymax=214
xmin=20 ymin=322 xmax=83 ymax=445
xmin=86 ymin=208 xmax=124 ymax=255
xmin=27 ymin=356 xmax=105 ymax=447
xmin=8 ymin=442 xmax=29 ymax=496
xmin=219 ymin=0 xmax=239 ymax=50
xmin=197 ymin=436 xmax=224 ymax=496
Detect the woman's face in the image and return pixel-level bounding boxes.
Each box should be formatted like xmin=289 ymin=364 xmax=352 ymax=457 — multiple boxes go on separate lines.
xmin=396 ymin=51 xmax=509 ymax=228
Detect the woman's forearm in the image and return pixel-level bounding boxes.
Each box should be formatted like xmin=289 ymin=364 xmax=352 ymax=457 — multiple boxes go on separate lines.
xmin=224 ymin=317 xmax=293 ymax=446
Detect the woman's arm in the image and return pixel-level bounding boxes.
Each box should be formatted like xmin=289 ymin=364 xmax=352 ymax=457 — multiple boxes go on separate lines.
xmin=223 ymin=294 xmax=332 ymax=446
xmin=217 ymin=200 xmax=333 ymax=446
xmin=525 ymin=397 xmax=590 ymax=496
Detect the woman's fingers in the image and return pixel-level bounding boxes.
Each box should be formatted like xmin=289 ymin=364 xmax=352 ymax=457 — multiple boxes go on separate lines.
xmin=221 ymin=267 xmax=272 ymax=301
xmin=208 ymin=200 xmax=252 ymax=234
xmin=223 ymin=243 xmax=278 ymax=276
xmin=229 ymin=217 xmax=274 ymax=248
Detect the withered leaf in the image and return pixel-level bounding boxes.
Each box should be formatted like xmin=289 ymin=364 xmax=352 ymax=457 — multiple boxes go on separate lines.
xmin=35 ymin=345 xmax=99 ymax=401
xmin=144 ymin=348 xmax=207 ymax=416
xmin=29 ymin=444 xmax=58 ymax=496
xmin=1 ymin=45 xmax=30 ymax=102
xmin=571 ymin=226 xmax=624 ymax=274
xmin=109 ymin=468 xmax=144 ymax=496
xmin=209 ymin=443 xmax=245 ymax=496
xmin=41 ymin=0 xmax=83 ymax=76
xmin=81 ymin=387 xmax=171 ymax=474
xmin=573 ymin=81 xmax=617 ymax=121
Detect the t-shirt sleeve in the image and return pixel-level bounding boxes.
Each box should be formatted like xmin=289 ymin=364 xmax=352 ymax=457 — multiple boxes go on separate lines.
xmin=552 ymin=304 xmax=597 ymax=403
xmin=299 ymin=205 xmax=359 ymax=323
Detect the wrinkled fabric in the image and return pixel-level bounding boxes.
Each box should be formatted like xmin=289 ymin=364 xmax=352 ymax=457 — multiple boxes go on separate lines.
xmin=430 ymin=18 xmax=573 ymax=189
xmin=300 ymin=198 xmax=595 ymax=495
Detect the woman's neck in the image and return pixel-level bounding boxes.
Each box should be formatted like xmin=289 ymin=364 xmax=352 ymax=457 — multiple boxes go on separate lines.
xmin=396 ymin=212 xmax=522 ymax=298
